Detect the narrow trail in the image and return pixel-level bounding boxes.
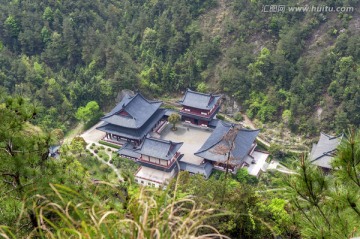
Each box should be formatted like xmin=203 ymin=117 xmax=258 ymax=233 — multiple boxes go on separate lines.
xmin=86 ymin=143 xmax=123 ymax=182
xmin=63 ymin=123 xmax=84 ymax=144
xmin=200 ymin=0 xmax=229 ymax=38
xmin=80 ymin=122 xmax=123 ymax=182
xmin=267 ymin=160 xmax=297 ymax=175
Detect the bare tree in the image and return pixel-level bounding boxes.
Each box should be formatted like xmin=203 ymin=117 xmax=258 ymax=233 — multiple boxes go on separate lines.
xmin=211 ymin=124 xmax=242 ymax=205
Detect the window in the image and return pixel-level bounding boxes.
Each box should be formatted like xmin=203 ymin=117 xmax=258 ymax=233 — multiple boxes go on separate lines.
xmin=135 ymin=179 xmax=138 ymax=182
xmin=185 ymin=108 xmax=190 ymax=112
xmin=141 ymin=181 xmax=144 ymax=184
xmin=201 ymin=112 xmax=207 ymax=115
xmin=148 ymin=182 xmax=151 ymax=186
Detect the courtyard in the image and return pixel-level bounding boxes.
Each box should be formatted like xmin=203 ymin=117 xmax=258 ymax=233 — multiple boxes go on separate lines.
xmin=83 ymin=121 xmax=214 ymax=166
xmin=155 ymin=123 xmax=213 ymax=165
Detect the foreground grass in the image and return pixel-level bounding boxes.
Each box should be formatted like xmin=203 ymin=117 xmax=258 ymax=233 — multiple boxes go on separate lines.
xmin=0 ymin=180 xmax=229 ymax=239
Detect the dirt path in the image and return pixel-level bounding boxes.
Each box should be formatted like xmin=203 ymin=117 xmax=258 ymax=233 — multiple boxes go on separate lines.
xmin=197 ymin=0 xmax=234 ymax=88
xmin=199 ymin=0 xmax=229 ymax=37
xmin=63 ymin=123 xmax=84 ymax=144
xmin=242 ymin=114 xmax=256 ymax=129
xmin=62 ymin=121 xmax=123 ymax=180
xmin=81 ymin=121 xmax=105 ymax=144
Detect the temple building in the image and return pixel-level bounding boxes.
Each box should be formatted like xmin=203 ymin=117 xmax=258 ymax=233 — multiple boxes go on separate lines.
xmin=100 ymin=90 xmax=270 ymax=186
xmin=192 ymin=121 xmax=269 ymax=177
xmin=119 ymin=137 xmax=183 ymax=187
xmin=97 ymin=93 xmax=166 ymax=145
xmin=310 ymin=132 xmax=343 ymax=171
xmin=179 ymin=89 xmax=221 ymax=127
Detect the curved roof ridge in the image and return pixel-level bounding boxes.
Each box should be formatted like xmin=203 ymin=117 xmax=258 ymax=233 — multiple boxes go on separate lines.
xmin=186 ymin=88 xmax=221 ymax=97
xmin=135 ymin=92 xmax=163 ymax=105
xmin=179 ymin=89 xmax=221 ymax=110
xmin=195 ymin=122 xmax=232 ymax=154
xmin=145 ymin=136 xmax=183 ymax=145
xmin=310 ymin=132 xmax=343 ymax=164
xmin=320 ymin=132 xmax=343 ymax=140
xmin=218 ymin=120 xmax=233 ymax=127
xmin=239 ymin=128 xmax=261 ymax=132
xmin=120 ymin=108 xmax=135 ymax=119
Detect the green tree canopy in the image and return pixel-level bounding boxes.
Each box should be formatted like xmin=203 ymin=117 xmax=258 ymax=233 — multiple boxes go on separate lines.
xmin=168 ymin=113 xmax=181 ymax=130
xmin=284 ymin=133 xmax=360 ymax=238
xmin=75 ymin=101 xmax=101 ymax=124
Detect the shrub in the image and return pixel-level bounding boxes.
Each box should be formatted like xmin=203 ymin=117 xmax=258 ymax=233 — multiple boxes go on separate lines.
xmin=98 ymin=140 xmax=121 ymax=149
xmin=234 ymin=112 xmax=243 ymax=121
xmin=94 ymin=150 xmax=98 ymax=154
xmin=107 ymin=148 xmax=111 ymax=152
xmin=92 ymin=143 xmax=95 ymax=146
xmin=269 ymin=143 xmax=286 ymax=159
xmin=216 ymin=114 xmax=225 ymax=120
xmin=99 ymin=164 xmax=109 ymax=172
xmin=235 ymin=168 xmax=259 ymax=185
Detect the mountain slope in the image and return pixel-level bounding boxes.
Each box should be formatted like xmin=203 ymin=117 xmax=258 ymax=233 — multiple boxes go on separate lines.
xmin=0 ymin=0 xmax=359 ymax=135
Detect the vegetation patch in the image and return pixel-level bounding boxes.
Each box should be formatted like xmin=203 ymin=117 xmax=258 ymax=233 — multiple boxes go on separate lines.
xmin=112 ymin=155 xmax=139 ymax=174
xmin=98 ymin=140 xmax=121 ymax=149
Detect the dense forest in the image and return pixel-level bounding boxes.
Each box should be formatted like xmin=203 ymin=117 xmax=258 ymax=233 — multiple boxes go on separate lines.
xmin=0 ymin=0 xmax=360 ymax=238
xmin=0 ymin=0 xmax=359 ymax=134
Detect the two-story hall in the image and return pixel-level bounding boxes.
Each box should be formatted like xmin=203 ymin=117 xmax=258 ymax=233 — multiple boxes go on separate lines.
xmin=179 ymin=89 xmax=221 ymax=127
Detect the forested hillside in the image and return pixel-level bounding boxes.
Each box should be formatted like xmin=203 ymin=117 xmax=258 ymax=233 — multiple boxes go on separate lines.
xmin=0 ymin=0 xmax=218 ymax=130
xmin=1 ymin=1 xmax=360 ymax=237
xmin=0 ymin=0 xmax=359 ymax=135
xmin=217 ymin=0 xmax=360 ymax=135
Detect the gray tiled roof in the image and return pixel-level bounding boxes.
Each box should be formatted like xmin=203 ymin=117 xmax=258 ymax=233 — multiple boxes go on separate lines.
xmin=310 ymin=132 xmax=343 ymax=169
xmin=118 ymin=142 xmax=141 ymax=159
xmin=179 ymin=89 xmax=221 ymax=110
xmin=101 ymin=93 xmax=162 ymax=128
xmin=209 ymin=119 xmax=220 ymax=128
xmin=195 ymin=121 xmax=259 ymax=165
xmin=97 ymin=109 xmax=165 ymax=140
xmin=179 ymin=161 xmax=213 ymax=178
xmin=135 ymin=137 xmax=183 ymax=160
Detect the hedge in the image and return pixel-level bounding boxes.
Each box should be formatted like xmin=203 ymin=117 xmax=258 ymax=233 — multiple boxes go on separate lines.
xmin=98 ymin=140 xmax=121 ymax=149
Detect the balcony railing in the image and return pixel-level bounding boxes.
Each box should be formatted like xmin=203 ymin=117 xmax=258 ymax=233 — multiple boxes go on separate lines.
xmin=180 ymin=105 xmax=219 ymax=118
xmin=138 ymin=153 xmax=181 ymax=169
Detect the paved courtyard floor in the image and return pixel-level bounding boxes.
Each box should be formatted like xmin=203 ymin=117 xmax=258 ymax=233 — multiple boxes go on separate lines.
xmin=159 ymin=123 xmax=213 ymax=165
xmin=83 ymin=121 xmax=214 ymax=166
xmin=81 ymin=121 xmax=106 ymax=144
